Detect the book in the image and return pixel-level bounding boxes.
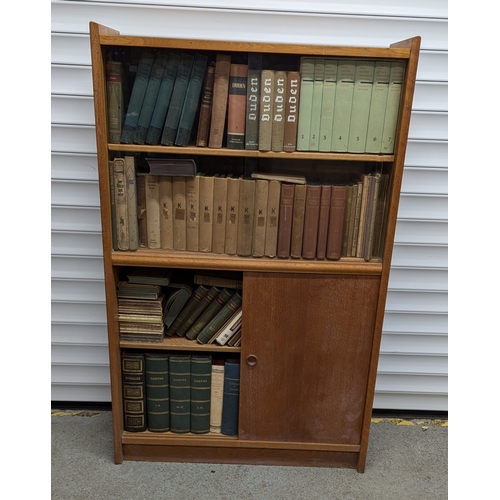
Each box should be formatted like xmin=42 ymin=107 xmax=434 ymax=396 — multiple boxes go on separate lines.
xmin=180 ymin=285 xmax=221 ymax=338
xmin=135 ymin=172 xmax=148 ymax=247
xmin=190 ymin=355 xmax=212 ymax=434
xmin=283 ymin=70 xmax=300 ymax=152
xmin=195 ymin=61 xmax=216 ymax=147
xmin=146 ymin=158 xmax=197 ymax=177
xmin=302 ymin=183 xmax=322 ymax=259
xmin=277 ymin=183 xmax=295 ymax=258
xmin=251 ymin=179 xmax=269 ymax=258
xmin=169 ymin=354 xmax=191 ymax=433
xmin=208 ymin=54 xmax=232 ymax=148
xmin=124 ymin=156 xmax=139 ymax=251
xmin=113 ymin=158 xmax=129 ymax=251
xmin=365 ymin=60 xmax=391 ymax=154
xmin=331 ymin=60 xmax=356 ymax=152
xmin=236 ymin=178 xmax=256 ymax=257
xmin=197 ymin=291 xmax=242 ymax=344
xmin=127 ymin=267 xmax=173 ymax=285
xmin=221 ymin=358 xmax=240 ymax=436
xmin=159 ymin=176 xmax=173 ymax=250
xmin=209 ymin=358 xmax=225 ymax=433
xmin=316 ymin=183 xmax=331 ymax=260
xmin=258 ymin=69 xmax=274 ymax=151
xmin=290 ymin=183 xmax=307 ymax=258
xmin=372 ymin=173 xmax=390 ymax=259
xmin=214 ymin=308 xmax=242 ymax=346
xmin=105 ymin=60 xmax=124 ymax=143
xmin=146 ymin=52 xmax=182 ymax=145
xmin=355 ymin=174 xmax=372 ymax=258
xmin=326 ymin=184 xmax=348 ymax=260
xmin=121 ymin=49 xmax=154 ymax=144
xmin=186 ymin=174 xmax=200 ymax=252
xmin=341 ymin=184 xmax=354 ymax=257
xmin=296 ymin=57 xmax=315 ymax=151
xmin=199 ymin=174 xmax=215 ymax=252
xmin=250 ymin=172 xmax=306 ymax=185
xmin=347 ymin=60 xmax=375 ymax=153
xmin=135 ymin=51 xmax=168 ymax=145
xmin=172 ymin=176 xmax=187 ymax=251
xmin=175 ymin=53 xmax=209 ymax=146
xmin=161 ymin=52 xmax=195 ymax=146
xmin=145 ymin=352 xmax=170 ymax=432
xmin=363 ymin=172 xmax=382 ymax=261
xmin=109 ymin=161 xmax=117 ymax=250
xmin=167 ymin=284 xmax=209 ymax=335
xmin=245 ymin=53 xmax=262 ymax=150
xmin=121 ymin=351 xmax=147 ymax=432
xmin=227 ymin=63 xmax=248 ymax=149
xmin=194 ymin=272 xmax=243 ymax=289
xmin=318 ymin=58 xmax=338 ymax=152
xmin=212 ymin=175 xmax=228 ymax=254
xmin=264 ymin=179 xmax=281 ymax=258
xmin=271 ymin=70 xmax=287 ymax=152
xmin=381 ymin=60 xmax=405 ymax=154
xmin=162 ymin=286 xmax=193 ymax=330
xmin=224 ymin=176 xmax=241 ymax=255
xmin=309 ymin=58 xmax=325 ymax=151
xmin=145 ymin=174 xmax=161 ymax=249
xmin=349 ymin=181 xmax=363 ymax=257
xmin=117 ymin=281 xmax=162 ymax=300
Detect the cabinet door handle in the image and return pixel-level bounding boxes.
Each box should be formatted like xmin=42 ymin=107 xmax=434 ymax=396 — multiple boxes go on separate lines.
xmin=246 ymin=355 xmax=258 ymax=367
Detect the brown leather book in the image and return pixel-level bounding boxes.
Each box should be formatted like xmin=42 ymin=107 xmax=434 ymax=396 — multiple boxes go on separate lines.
xmin=363 ymin=172 xmax=382 ymax=261
xmin=227 ymin=63 xmax=248 ymax=149
xmin=208 ymin=54 xmax=231 ymax=148
xmin=271 ymin=70 xmax=287 ymax=152
xmin=316 ymin=184 xmax=331 ymax=260
xmin=236 ymin=178 xmax=256 ymax=256
xmin=283 ymin=71 xmax=300 ymax=152
xmin=251 ymin=179 xmax=269 ymax=257
xmin=277 ymin=183 xmax=295 ymax=258
xmin=199 ymin=174 xmax=215 ymax=252
xmin=302 ymin=184 xmax=322 ymax=259
xmin=326 ymin=184 xmax=348 ymax=260
xmin=264 ymin=180 xmax=281 ymax=258
xmin=290 ymin=184 xmax=307 ymax=258
xmin=196 ymin=61 xmax=216 ymax=147
xmin=355 ymin=174 xmax=372 ymax=257
xmin=258 ymin=69 xmax=274 ymax=151
xmin=212 ymin=175 xmax=228 ymax=254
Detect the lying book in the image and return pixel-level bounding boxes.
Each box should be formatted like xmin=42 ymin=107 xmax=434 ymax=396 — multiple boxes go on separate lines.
xmin=146 ymin=158 xmax=197 ymax=177
xmin=118 ymin=294 xmax=165 ymax=315
xmin=193 ymin=271 xmax=243 ymax=289
xmin=127 ymin=268 xmax=173 ymax=286
xmin=117 ymin=281 xmax=162 ymax=300
xmin=250 ymin=172 xmax=306 ymax=185
xmin=214 ymin=308 xmax=242 ymax=346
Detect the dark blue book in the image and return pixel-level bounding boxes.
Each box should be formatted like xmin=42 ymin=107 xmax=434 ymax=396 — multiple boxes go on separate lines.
xmin=146 ymin=52 xmax=182 ymax=145
xmin=221 ymin=358 xmax=240 ymax=435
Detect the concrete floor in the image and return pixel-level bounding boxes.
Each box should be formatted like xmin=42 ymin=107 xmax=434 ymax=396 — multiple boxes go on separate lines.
xmin=51 ymin=410 xmax=447 ymax=500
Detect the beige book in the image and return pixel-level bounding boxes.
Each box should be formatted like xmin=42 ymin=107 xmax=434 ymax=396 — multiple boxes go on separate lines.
xmin=264 ymin=180 xmax=281 ymax=258
xmin=355 ymin=174 xmax=372 ymax=257
xmin=251 ymin=179 xmax=269 ymax=257
xmin=209 ymin=361 xmax=225 ymax=433
xmin=290 ymin=183 xmax=307 ymax=258
xmin=113 ymin=158 xmax=129 ymax=250
xmin=236 ymin=178 xmax=256 ymax=256
xmin=186 ymin=174 xmax=200 ymax=252
xmin=159 ymin=176 xmax=173 ymax=250
xmin=224 ymin=176 xmax=241 ymax=255
xmin=172 ymin=176 xmax=187 ymax=251
xmin=124 ymin=156 xmax=138 ymax=251
xmin=271 ymin=70 xmax=287 ymax=152
xmin=212 ymin=175 xmax=228 ymax=254
xmin=145 ymin=174 xmax=160 ymax=249
xmin=199 ymin=174 xmax=215 ymax=252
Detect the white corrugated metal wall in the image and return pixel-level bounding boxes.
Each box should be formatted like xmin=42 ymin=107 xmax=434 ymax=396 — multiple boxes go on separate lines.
xmin=51 ymin=0 xmax=448 ymax=410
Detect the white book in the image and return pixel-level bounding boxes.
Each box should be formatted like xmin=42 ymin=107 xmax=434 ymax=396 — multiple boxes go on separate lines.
xmin=215 ymin=308 xmax=243 ymax=345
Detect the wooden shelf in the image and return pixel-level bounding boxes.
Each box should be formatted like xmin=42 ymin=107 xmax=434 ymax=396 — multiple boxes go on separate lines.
xmin=120 ymin=336 xmax=241 ymax=352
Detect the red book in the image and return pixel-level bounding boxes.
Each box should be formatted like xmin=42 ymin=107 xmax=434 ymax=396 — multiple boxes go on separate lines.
xmin=208 ymin=54 xmax=231 ymax=148
xmin=302 ymin=184 xmax=322 ymax=259
xmin=227 ymin=64 xmax=248 ymax=149
xmin=276 ymin=183 xmax=295 ymax=258
xmin=316 ymin=184 xmax=332 ymax=260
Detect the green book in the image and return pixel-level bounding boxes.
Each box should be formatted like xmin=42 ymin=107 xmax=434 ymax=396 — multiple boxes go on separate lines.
xmin=175 ymin=53 xmax=209 ymax=146
xmin=121 ymin=49 xmax=154 ymax=144
xmin=161 ymin=53 xmax=194 ymax=146
xmin=169 ymin=354 xmax=191 ymax=433
xmin=197 ymin=291 xmax=243 ymax=344
xmin=381 ymin=60 xmax=405 ymax=154
xmin=296 ymin=57 xmax=315 ymax=151
xmin=318 ymin=58 xmax=338 ymax=152
xmin=308 ymin=58 xmax=325 ymax=151
xmin=347 ymin=60 xmax=375 ymax=153
xmin=134 ymin=51 xmax=168 ymax=145
xmin=331 ymin=60 xmax=355 ymax=152
xmin=190 ymin=355 xmax=212 ymax=434
xmin=166 ymin=284 xmax=209 ymax=336
xmin=145 ymin=352 xmax=170 ymax=432
xmin=146 ymin=52 xmax=182 ymax=145
xmin=163 ymin=286 xmax=193 ymax=330
xmin=182 ymin=286 xmax=221 ymax=339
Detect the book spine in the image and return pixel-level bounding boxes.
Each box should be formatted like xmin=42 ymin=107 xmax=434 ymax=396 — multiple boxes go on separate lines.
xmin=245 ymin=53 xmax=262 ymax=150
xmin=168 ymin=285 xmax=209 ymax=336
xmin=331 ymin=60 xmax=356 ymax=152
xmin=316 ymin=184 xmax=332 ymax=260
xmin=363 ymin=172 xmax=381 ymax=261
xmin=277 ymin=183 xmax=295 ymax=258
xmin=106 ymin=60 xmax=124 ymax=143
xmin=199 ymin=174 xmax=215 ymax=252
xmin=326 ymin=185 xmax=348 ymax=260
xmin=113 ymin=158 xmax=129 ymax=251
xmin=212 ymin=176 xmax=228 ymax=254
xmin=145 ymin=352 xmax=170 ymax=432
xmin=124 ymin=156 xmax=138 ymax=251
xmin=349 ymin=182 xmax=363 ymax=257
xmin=251 ymin=179 xmax=269 ymax=258
xmin=264 ymin=180 xmax=281 ymax=258
xmin=258 ymin=69 xmax=274 ymax=151
xmin=183 ymin=286 xmax=221 ymax=339
xmin=290 ymin=183 xmax=307 ymax=258
xmin=271 ymin=71 xmax=287 ymax=152
xmin=381 ymin=61 xmax=405 ymax=154
xmin=195 ymin=61 xmax=216 ymax=147
xmin=169 ymin=354 xmax=191 ymax=433
xmin=215 ymin=309 xmax=243 ymax=346
xmin=172 ymin=176 xmax=187 ymax=251
xmin=221 ymin=359 xmax=241 ymax=436
xmin=236 ymin=178 xmax=256 ymax=257
xmin=122 ymin=351 xmax=147 ymax=432
xmin=318 ymin=59 xmax=338 ymax=152
xmin=355 ymin=175 xmax=372 ymax=257
xmin=341 ymin=184 xmax=354 ymax=257
xmin=209 ymin=360 xmax=225 ymax=433
xmin=186 ymin=174 xmax=200 ymax=252
xmin=145 ymin=174 xmax=161 ymax=249
xmin=302 ymin=184 xmax=322 ymax=259
xmin=190 ymin=355 xmax=212 ymax=434
xmin=224 ymin=176 xmax=241 ymax=255
xmin=296 ymin=57 xmax=315 ymax=151
xmin=135 ymin=173 xmax=148 ymax=247
xmin=227 ymin=64 xmax=248 ymax=149
xmin=283 ymin=71 xmax=300 ymax=152
xmin=159 ymin=176 xmax=173 ymax=250
xmin=109 ymin=161 xmax=117 ymax=250
xmin=208 ymin=54 xmax=232 ymax=148
xmin=308 ymin=58 xmax=325 ymax=151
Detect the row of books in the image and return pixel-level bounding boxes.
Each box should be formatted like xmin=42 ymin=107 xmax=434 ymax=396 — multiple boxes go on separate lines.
xmin=106 ymin=48 xmax=404 ymax=153
xmin=122 ymin=351 xmax=240 ymax=435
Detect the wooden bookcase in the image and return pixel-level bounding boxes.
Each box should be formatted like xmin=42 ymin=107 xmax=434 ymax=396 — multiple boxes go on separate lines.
xmin=89 ymin=22 xmax=420 ymax=472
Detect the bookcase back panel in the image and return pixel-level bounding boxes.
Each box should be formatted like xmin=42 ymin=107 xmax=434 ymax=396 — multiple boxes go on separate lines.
xmin=240 ymin=272 xmax=379 ymax=444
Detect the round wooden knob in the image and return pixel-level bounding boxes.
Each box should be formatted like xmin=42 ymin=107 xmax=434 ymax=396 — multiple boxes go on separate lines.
xmin=246 ymin=355 xmax=258 ymax=367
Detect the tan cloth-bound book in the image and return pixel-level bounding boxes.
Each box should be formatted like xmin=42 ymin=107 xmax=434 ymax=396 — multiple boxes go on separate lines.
xmin=283 ymin=71 xmax=300 ymax=152
xmin=212 ymin=175 xmax=228 ymax=254
xmin=208 ymin=54 xmax=231 ymax=148
xmin=302 ymin=183 xmax=322 ymax=259
xmin=271 ymin=70 xmax=287 ymax=152
xmin=251 ymin=179 xmax=269 ymax=257
xmin=258 ymin=69 xmax=274 ymax=151
xmin=186 ymin=174 xmax=200 ymax=252
xmin=172 ymin=176 xmax=187 ymax=251
xmin=196 ymin=61 xmax=216 ymax=147
xmin=199 ymin=174 xmax=215 ymax=252
xmin=145 ymin=174 xmax=160 ymax=249
xmin=290 ymin=183 xmax=307 ymax=258
xmin=326 ymin=184 xmax=348 ymax=261
xmin=264 ymin=180 xmax=281 ymax=258
xmin=236 ymin=178 xmax=256 ymax=257
xmin=159 ymin=176 xmax=173 ymax=250
xmin=224 ymin=176 xmax=241 ymax=255
xmin=277 ymin=183 xmax=295 ymax=258
xmin=316 ymin=184 xmax=331 ymax=260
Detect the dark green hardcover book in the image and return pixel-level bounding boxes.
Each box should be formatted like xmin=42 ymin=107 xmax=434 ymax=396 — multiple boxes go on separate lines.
xmin=161 ymin=53 xmax=194 ymax=146
xmin=169 ymin=354 xmax=191 ymax=433
xmin=245 ymin=53 xmax=262 ymax=150
xmin=180 ymin=286 xmax=221 ymax=339
xmin=121 ymin=49 xmax=154 ymax=144
xmin=145 ymin=352 xmax=170 ymax=432
xmin=190 ymin=355 xmax=212 ymax=434
xmin=196 ymin=291 xmax=243 ymax=344
xmin=163 ymin=286 xmax=192 ymax=330
xmin=121 ymin=350 xmax=147 ymax=432
xmin=221 ymin=358 xmax=240 ymax=436
xmin=185 ymin=287 xmax=234 ymax=340
xmin=134 ymin=51 xmax=168 ymax=145
xmin=166 ymin=284 xmax=209 ymax=336
xmin=146 ymin=52 xmax=182 ymax=145
xmin=175 ymin=53 xmax=209 ymax=146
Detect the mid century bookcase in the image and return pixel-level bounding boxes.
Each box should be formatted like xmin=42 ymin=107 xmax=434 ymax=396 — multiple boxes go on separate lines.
xmin=89 ymin=21 xmax=420 ymax=472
